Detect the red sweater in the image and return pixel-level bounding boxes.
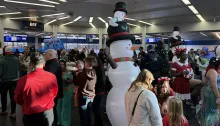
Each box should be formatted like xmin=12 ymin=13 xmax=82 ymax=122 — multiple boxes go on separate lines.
xmin=163 ymin=114 xmax=189 ymax=126
xmin=14 ymin=68 xmax=58 ymax=115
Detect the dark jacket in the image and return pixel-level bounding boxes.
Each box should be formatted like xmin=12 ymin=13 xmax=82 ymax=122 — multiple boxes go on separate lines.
xmin=0 ymin=55 xmax=20 ymax=82
xmin=94 ymin=64 xmax=105 ymax=94
xmin=76 ymin=69 xmax=96 ymax=99
xmin=44 ymin=59 xmax=63 ymax=99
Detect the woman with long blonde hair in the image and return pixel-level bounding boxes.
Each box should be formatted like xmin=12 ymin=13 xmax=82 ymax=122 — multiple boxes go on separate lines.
xmin=163 ymin=97 xmax=189 ymax=126
xmin=125 ymin=69 xmax=162 ymax=126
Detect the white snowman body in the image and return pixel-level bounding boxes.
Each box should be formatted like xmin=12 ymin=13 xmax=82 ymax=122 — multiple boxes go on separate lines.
xmin=109 ymin=11 xmax=126 ymax=27
xmin=106 ymin=40 xmax=140 ymax=126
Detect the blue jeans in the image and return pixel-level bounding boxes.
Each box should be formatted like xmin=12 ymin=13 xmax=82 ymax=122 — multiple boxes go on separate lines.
xmin=78 ymin=96 xmax=93 ymax=126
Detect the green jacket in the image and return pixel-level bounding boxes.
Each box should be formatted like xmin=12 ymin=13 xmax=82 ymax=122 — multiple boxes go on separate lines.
xmin=0 ymin=55 xmax=20 ymax=82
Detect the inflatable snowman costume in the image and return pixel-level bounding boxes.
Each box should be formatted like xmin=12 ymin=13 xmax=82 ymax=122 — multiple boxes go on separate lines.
xmin=106 ymin=2 xmax=140 ymax=126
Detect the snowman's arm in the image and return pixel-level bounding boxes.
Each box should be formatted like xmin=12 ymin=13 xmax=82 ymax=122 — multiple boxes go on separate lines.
xmin=104 ymin=53 xmax=118 ymax=69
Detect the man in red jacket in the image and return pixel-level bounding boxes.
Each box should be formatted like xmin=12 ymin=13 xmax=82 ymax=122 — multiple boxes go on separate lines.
xmin=14 ymin=52 xmax=58 ymax=126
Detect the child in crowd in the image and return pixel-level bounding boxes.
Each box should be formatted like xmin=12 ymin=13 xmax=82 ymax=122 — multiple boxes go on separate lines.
xmin=171 ymin=48 xmax=193 ymax=101
xmin=73 ymin=61 xmax=84 ymax=107
xmin=152 ymin=77 xmax=174 ymax=117
xmin=76 ymin=56 xmax=97 ymax=126
xmin=163 ymin=97 xmax=189 ymax=126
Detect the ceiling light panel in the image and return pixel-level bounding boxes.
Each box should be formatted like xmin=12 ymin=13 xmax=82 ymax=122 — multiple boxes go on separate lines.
xmin=188 ymin=6 xmax=198 ymax=14
xmin=62 ymin=21 xmax=74 ymax=26
xmin=38 ymin=0 xmax=59 ymax=4
xmin=196 ymin=14 xmax=205 ymax=21
xmin=46 ymin=19 xmax=57 ymax=24
xmin=0 ymin=12 xmax=21 ymax=15
xmin=89 ymin=17 xmax=93 ymax=23
xmin=9 ymin=16 xmax=38 ymax=19
xmin=138 ymin=20 xmax=153 ymax=25
xmin=127 ymin=23 xmax=138 ymax=27
xmin=58 ymin=16 xmax=70 ymax=20
xmin=182 ymin=0 xmax=191 ymax=5
xmin=98 ymin=17 xmax=108 ymax=27
xmin=125 ymin=18 xmax=136 ymax=21
xmin=216 ymin=33 xmax=220 ymax=39
xmin=41 ymin=13 xmax=65 ymax=17
xmin=108 ymin=17 xmax=112 ymax=19
xmin=0 ymin=6 xmax=6 ymax=8
xmin=4 ymin=0 xmax=55 ymax=7
xmin=59 ymin=0 xmax=67 ymax=2
xmin=200 ymin=32 xmax=207 ymax=36
xmin=89 ymin=23 xmax=95 ymax=28
xmin=73 ymin=16 xmax=82 ymax=22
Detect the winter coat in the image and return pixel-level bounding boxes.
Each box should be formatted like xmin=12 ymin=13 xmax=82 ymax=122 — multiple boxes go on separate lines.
xmin=125 ymin=87 xmax=162 ymax=126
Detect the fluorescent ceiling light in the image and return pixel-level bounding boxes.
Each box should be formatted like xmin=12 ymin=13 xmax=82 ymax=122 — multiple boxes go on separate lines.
xmin=182 ymin=0 xmax=191 ymax=5
xmin=73 ymin=16 xmax=82 ymax=22
xmin=0 ymin=12 xmax=21 ymax=15
xmin=4 ymin=0 xmax=55 ymax=7
xmin=196 ymin=14 xmax=205 ymax=21
xmin=89 ymin=17 xmax=93 ymax=23
xmin=59 ymin=0 xmax=67 ymax=2
xmin=188 ymin=5 xmax=198 ymax=14
xmin=98 ymin=17 xmax=108 ymax=27
xmin=9 ymin=16 xmax=38 ymax=19
xmin=200 ymin=32 xmax=207 ymax=36
xmin=46 ymin=19 xmax=57 ymax=25
xmin=62 ymin=21 xmax=74 ymax=26
xmin=89 ymin=23 xmax=95 ymax=28
xmin=127 ymin=23 xmax=138 ymax=27
xmin=35 ymin=33 xmax=44 ymax=36
xmin=138 ymin=20 xmax=153 ymax=25
xmin=125 ymin=18 xmax=136 ymax=21
xmin=216 ymin=33 xmax=220 ymax=39
xmin=108 ymin=17 xmax=112 ymax=19
xmin=0 ymin=6 xmax=6 ymax=8
xmin=58 ymin=16 xmax=70 ymax=20
xmin=38 ymin=0 xmax=59 ymax=4
xmin=41 ymin=13 xmax=65 ymax=17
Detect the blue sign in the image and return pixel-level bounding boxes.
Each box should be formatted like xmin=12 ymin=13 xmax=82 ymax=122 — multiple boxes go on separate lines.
xmin=44 ymin=38 xmax=64 ymax=50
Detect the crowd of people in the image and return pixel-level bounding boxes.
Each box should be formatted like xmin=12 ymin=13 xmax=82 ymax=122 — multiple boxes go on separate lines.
xmin=0 ymin=43 xmax=219 ymax=126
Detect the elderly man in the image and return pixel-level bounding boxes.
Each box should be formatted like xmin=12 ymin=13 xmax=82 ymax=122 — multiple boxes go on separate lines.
xmin=0 ymin=46 xmax=20 ymax=118
xmin=44 ymin=49 xmax=63 ymax=126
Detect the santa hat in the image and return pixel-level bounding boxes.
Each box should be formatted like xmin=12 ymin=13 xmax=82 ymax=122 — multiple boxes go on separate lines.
xmin=4 ymin=46 xmax=14 ymax=55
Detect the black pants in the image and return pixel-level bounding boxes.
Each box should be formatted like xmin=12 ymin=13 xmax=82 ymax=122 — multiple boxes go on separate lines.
xmin=93 ymin=94 xmax=105 ymax=126
xmin=23 ymin=108 xmax=54 ymax=126
xmin=52 ymin=98 xmax=58 ymax=126
xmin=78 ymin=96 xmax=93 ymax=126
xmin=0 ymin=81 xmax=17 ymax=114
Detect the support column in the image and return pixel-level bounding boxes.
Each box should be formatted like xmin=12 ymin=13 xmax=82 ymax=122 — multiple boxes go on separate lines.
xmin=98 ymin=28 xmax=103 ymax=49
xmin=0 ymin=18 xmax=4 ymax=48
xmin=52 ymin=25 xmax=58 ymax=38
xmin=141 ymin=26 xmax=147 ymax=51
xmin=35 ymin=37 xmax=38 ymax=49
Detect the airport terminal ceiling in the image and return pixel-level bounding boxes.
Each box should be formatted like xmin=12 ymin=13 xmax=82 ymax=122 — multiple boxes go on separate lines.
xmin=0 ymin=0 xmax=220 ymax=28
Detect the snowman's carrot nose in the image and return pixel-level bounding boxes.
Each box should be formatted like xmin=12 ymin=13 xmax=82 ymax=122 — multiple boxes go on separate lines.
xmin=130 ymin=46 xmax=139 ymax=50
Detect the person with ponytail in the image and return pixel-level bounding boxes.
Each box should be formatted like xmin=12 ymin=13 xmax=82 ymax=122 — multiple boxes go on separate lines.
xmin=197 ymin=57 xmax=220 ymax=126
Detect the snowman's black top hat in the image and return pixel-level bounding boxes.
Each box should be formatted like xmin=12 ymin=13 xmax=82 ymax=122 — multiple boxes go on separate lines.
xmin=114 ymin=2 xmax=127 ymax=14
xmin=173 ymin=26 xmax=180 ymax=31
xmin=106 ymin=21 xmax=135 ymax=47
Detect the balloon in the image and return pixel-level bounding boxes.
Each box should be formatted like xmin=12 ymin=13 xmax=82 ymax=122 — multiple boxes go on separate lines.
xmin=106 ymin=40 xmax=140 ymax=126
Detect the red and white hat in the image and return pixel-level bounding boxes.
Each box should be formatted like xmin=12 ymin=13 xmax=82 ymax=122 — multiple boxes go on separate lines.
xmin=4 ymin=46 xmax=13 ymax=55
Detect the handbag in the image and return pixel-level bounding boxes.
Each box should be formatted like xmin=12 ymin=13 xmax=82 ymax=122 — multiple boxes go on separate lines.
xmin=128 ymin=90 xmax=144 ymax=126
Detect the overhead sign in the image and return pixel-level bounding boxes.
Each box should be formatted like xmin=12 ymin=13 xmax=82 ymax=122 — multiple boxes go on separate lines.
xmin=21 ymin=21 xmax=44 ymax=31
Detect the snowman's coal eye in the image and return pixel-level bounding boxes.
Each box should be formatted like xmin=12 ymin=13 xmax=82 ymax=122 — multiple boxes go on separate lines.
xmin=129 ymin=44 xmax=131 ymax=46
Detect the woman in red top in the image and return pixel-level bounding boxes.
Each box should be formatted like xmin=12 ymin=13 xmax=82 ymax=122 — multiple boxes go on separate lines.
xmin=163 ymin=97 xmax=189 ymax=126
xmin=14 ymin=52 xmax=58 ymax=126
xmin=152 ymin=77 xmax=174 ymax=116
xmin=171 ymin=48 xmax=193 ymax=101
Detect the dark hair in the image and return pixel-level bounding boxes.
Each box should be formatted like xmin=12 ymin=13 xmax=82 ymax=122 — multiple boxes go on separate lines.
xmin=207 ymin=57 xmax=220 ymax=70
xmin=59 ymin=59 xmax=66 ymax=67
xmin=85 ymin=56 xmax=96 ymax=67
xmin=139 ymin=46 xmax=143 ymax=50
xmin=30 ymin=52 xmax=44 ymax=66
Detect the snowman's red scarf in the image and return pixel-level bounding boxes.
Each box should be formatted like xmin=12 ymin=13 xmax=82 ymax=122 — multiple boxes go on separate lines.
xmin=110 ymin=32 xmax=129 ymax=37
xmin=113 ymin=57 xmax=133 ymax=62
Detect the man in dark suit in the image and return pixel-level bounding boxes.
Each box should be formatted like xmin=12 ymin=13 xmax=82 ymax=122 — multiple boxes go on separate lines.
xmin=44 ymin=49 xmax=63 ymax=126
